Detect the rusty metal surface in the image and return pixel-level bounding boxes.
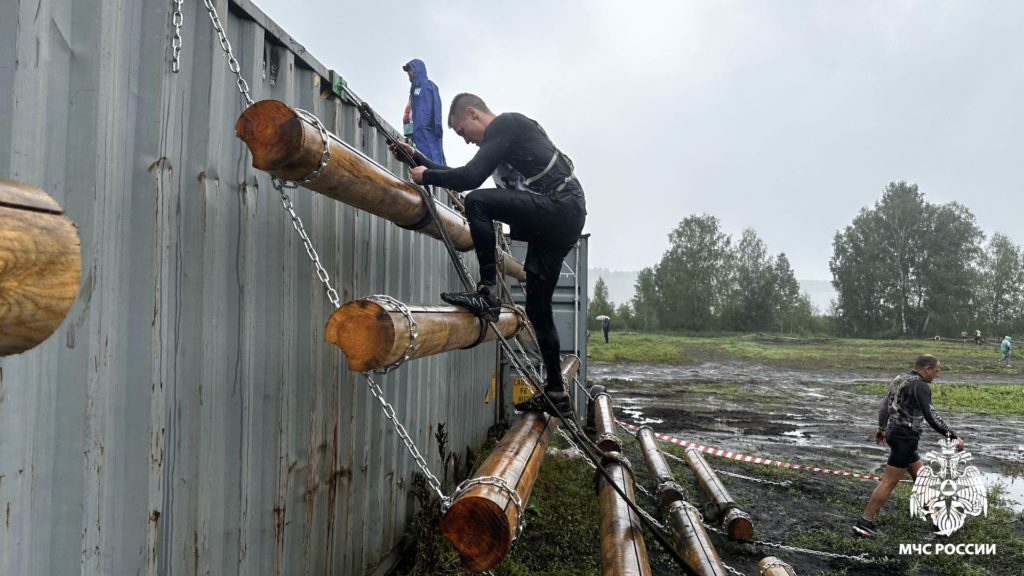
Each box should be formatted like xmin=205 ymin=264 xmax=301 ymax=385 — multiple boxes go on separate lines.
xmin=0 ymin=1 xmax=498 ymax=574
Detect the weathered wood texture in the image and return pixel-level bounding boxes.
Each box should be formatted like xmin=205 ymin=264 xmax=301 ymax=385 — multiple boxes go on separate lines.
xmin=235 ymin=99 xmax=527 ymax=280
xmin=0 ymin=179 xmax=81 ymax=355
xmin=757 ymin=556 xmax=797 ymax=575
xmin=636 ymin=427 xmax=727 ymax=576
xmin=324 ymin=298 xmax=524 ymax=372
xmin=440 ymin=356 xmax=581 ymax=572
xmin=593 ymin=393 xmax=621 ymax=452
xmin=598 ymin=455 xmax=652 ymax=576
xmin=684 ymin=447 xmax=754 ymax=541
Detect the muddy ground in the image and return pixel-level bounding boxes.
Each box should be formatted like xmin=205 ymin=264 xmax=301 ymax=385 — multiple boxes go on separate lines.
xmin=588 ymin=358 xmax=1024 ymax=576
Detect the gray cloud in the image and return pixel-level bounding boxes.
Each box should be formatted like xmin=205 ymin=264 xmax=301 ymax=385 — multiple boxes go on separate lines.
xmin=255 ymin=0 xmax=1024 ymax=280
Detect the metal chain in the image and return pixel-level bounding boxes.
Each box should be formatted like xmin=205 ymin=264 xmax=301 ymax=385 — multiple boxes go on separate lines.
xmin=712 ymin=468 xmax=793 ymax=488
xmin=274 ymin=179 xmax=341 ymax=308
xmin=722 ymin=561 xmax=747 ymax=576
xmin=446 ymin=476 xmax=526 ymax=540
xmin=171 ymin=0 xmax=184 ymax=73
xmin=367 ymin=295 xmax=419 ymax=373
xmin=362 ymin=372 xmax=446 ymax=503
xmin=702 ymin=523 xmax=876 ymax=563
xmin=759 ymin=559 xmax=793 ymax=576
xmin=202 ymin=0 xmax=254 ymax=107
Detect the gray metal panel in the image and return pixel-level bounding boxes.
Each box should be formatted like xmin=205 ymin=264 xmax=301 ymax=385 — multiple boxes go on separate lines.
xmin=0 ymin=1 xmax=497 ymax=574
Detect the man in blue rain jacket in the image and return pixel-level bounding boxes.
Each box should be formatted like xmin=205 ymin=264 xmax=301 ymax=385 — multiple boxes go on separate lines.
xmin=402 ymin=59 xmax=446 ymax=165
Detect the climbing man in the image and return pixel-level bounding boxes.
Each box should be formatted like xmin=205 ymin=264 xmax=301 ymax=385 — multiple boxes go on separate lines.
xmin=401 ymin=59 xmax=446 ymax=165
xmin=389 ymin=93 xmax=586 ymax=420
xmin=853 ymin=354 xmax=963 ymax=537
xmin=1000 ymin=335 xmax=1012 ymax=366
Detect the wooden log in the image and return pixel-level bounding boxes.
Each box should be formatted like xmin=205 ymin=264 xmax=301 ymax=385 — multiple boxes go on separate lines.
xmin=636 ymin=427 xmax=728 ymax=576
xmin=757 ymin=556 xmax=797 ymax=575
xmin=0 ymin=179 xmax=81 ymax=356
xmin=593 ymin=392 xmax=621 ymax=452
xmin=235 ymin=99 xmax=526 ymax=281
xmin=598 ymin=452 xmax=652 ymax=576
xmin=440 ymin=356 xmax=580 ymax=572
xmin=683 ymin=447 xmax=754 ymax=541
xmin=324 ymin=297 xmax=524 ymax=372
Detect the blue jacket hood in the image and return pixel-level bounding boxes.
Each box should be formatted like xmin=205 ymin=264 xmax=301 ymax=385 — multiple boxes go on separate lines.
xmin=405 ymin=59 xmax=429 ymax=87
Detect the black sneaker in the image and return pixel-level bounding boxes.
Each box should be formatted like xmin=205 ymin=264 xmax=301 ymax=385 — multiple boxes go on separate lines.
xmin=853 ymin=517 xmax=878 ymax=538
xmin=440 ymin=285 xmax=502 ymax=321
xmin=515 ymin=389 xmax=574 ymax=421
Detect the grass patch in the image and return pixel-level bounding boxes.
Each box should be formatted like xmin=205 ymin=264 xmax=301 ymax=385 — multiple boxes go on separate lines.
xmin=587 ymin=331 xmax=693 ymax=364
xmin=851 ymin=382 xmax=1024 ymax=415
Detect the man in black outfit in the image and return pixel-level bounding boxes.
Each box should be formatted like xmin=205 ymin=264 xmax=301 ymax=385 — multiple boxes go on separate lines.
xmin=853 ymin=354 xmax=965 ymax=537
xmin=390 ymin=93 xmax=586 ymax=420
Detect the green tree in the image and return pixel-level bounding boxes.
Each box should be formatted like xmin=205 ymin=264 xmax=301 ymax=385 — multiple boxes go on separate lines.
xmin=979 ymin=233 xmax=1024 ymax=334
xmin=615 ymin=302 xmax=636 ymax=331
xmin=724 ymin=229 xmax=775 ymax=331
xmin=589 ymin=277 xmax=615 ymax=327
xmin=830 ymin=181 xmax=985 ymax=337
xmin=631 ymin=267 xmax=660 ymax=331
xmin=655 ymin=214 xmax=733 ymax=330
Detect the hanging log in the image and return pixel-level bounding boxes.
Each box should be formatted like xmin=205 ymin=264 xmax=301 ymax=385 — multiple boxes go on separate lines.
xmin=0 ymin=179 xmax=81 ymax=356
xmin=683 ymin=447 xmax=754 ymax=541
xmin=598 ymin=452 xmax=652 ymax=576
xmin=593 ymin=392 xmax=621 ymax=452
xmin=325 ymin=297 xmax=525 ymax=372
xmin=758 ymin=557 xmax=797 ymax=576
xmin=440 ymin=355 xmax=580 ymax=572
xmin=235 ymin=99 xmax=526 ymax=281
xmin=636 ymin=427 xmax=728 ymax=576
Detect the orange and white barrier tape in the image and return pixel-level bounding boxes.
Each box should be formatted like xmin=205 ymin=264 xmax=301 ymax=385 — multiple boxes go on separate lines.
xmin=617 ymin=420 xmax=882 ymax=482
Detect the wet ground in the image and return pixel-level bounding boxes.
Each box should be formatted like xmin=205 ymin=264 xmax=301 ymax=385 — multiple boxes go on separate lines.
xmin=589 ymin=359 xmax=1024 ymax=575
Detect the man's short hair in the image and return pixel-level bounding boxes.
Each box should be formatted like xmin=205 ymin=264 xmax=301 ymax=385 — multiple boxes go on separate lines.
xmin=915 ymin=354 xmax=939 ymax=369
xmin=449 ymin=93 xmax=492 ymax=120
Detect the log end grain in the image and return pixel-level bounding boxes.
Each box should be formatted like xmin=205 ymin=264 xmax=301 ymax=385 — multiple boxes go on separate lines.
xmin=324 ymin=300 xmax=396 ymax=372
xmin=440 ymin=496 xmax=512 ymax=572
xmin=235 ymin=100 xmax=306 ymax=171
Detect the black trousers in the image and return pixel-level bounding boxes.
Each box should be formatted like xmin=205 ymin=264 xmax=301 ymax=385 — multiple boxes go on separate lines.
xmin=463 ymin=186 xmax=586 ymax=389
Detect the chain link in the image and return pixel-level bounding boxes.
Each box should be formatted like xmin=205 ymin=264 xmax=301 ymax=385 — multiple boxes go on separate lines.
xmin=702 ymin=523 xmax=876 ymax=563
xmin=171 ymin=0 xmax=184 ymax=73
xmin=446 ymin=476 xmax=526 ymax=540
xmin=362 ymin=372 xmax=446 ymax=503
xmin=273 ymin=179 xmax=341 ymax=308
xmin=202 ymin=0 xmax=254 ymax=107
xmin=722 ymin=561 xmax=747 ymax=576
xmin=367 ymin=295 xmax=419 ymax=373
xmin=758 ymin=558 xmax=794 ymax=576
xmin=712 ymin=468 xmax=793 ymax=488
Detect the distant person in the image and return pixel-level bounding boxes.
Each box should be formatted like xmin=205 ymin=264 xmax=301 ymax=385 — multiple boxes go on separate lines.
xmin=975 ymin=329 xmax=983 ymax=346
xmin=853 ymin=354 xmax=963 ymax=538
xmin=602 ymin=317 xmax=610 ymax=343
xmin=960 ymin=331 xmax=968 ymax=343
xmin=402 ymin=59 xmax=446 ymax=165
xmin=1000 ymin=336 xmax=1012 ymax=366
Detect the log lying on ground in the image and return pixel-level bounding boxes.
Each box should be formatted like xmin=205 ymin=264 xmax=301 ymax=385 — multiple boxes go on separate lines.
xmin=325 ymin=298 xmax=525 ymax=372
xmin=594 ymin=393 xmax=652 ymax=576
xmin=440 ymin=355 xmax=580 ymax=572
xmin=636 ymin=427 xmax=727 ymax=576
xmin=235 ymin=99 xmax=526 ymax=280
xmin=593 ymin=392 xmax=621 ymax=452
xmin=758 ymin=557 xmax=797 ymax=576
xmin=0 ymin=179 xmax=81 ymax=356
xmin=683 ymin=447 xmax=754 ymax=541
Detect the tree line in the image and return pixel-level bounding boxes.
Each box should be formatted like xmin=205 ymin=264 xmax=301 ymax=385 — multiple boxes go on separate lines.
xmin=589 ymin=181 xmax=1023 ymax=338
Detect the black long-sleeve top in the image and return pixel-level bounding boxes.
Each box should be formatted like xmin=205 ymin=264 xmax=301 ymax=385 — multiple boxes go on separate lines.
xmin=878 ymin=371 xmax=957 ymax=438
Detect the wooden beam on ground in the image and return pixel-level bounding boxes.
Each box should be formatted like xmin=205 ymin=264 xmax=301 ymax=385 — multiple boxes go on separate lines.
xmin=636 ymin=427 xmax=728 ymax=576
xmin=758 ymin=557 xmax=797 ymax=575
xmin=593 ymin=392 xmax=621 ymax=452
xmin=683 ymin=447 xmax=754 ymax=541
xmin=0 ymin=179 xmax=81 ymax=356
xmin=594 ymin=391 xmax=652 ymax=576
xmin=235 ymin=99 xmax=526 ymax=280
xmin=325 ymin=298 xmax=525 ymax=372
xmin=440 ymin=356 xmax=580 ymax=572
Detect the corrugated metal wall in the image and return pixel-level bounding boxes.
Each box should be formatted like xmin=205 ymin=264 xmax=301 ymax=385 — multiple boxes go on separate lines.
xmin=0 ymin=1 xmax=501 ymax=574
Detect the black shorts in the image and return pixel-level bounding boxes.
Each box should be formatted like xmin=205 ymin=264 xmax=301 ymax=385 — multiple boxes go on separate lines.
xmin=885 ymin=426 xmax=921 ymax=468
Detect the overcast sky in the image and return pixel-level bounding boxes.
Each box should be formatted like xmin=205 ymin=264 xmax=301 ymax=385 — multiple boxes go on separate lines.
xmin=253 ymin=0 xmax=1023 ymax=280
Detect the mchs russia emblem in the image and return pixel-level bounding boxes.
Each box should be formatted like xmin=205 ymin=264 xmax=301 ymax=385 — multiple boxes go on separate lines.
xmin=910 ymin=437 xmax=988 ymax=536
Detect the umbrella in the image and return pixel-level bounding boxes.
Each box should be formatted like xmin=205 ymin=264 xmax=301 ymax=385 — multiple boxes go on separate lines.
xmin=595 ymin=315 xmax=610 ymax=321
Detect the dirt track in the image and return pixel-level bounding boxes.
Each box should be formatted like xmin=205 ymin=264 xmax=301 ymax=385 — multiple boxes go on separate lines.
xmin=590 ymin=359 xmax=1024 ymax=575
